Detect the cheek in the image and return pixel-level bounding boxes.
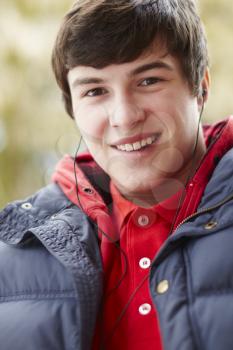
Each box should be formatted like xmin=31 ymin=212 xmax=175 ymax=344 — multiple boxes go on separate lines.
xmin=152 ymin=148 xmax=185 ymax=173
xmin=159 ymin=97 xmax=199 ymax=138
xmin=145 ymin=101 xmax=178 ymax=146
xmin=74 ymin=103 xmax=109 ymax=145
xmin=145 ymin=93 xmax=181 ymax=135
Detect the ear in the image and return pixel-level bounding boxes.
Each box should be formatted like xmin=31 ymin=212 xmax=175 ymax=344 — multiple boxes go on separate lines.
xmin=197 ymin=68 xmax=211 ymax=111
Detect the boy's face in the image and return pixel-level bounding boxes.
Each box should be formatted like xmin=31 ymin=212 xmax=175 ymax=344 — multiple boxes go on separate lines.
xmin=68 ymin=44 xmax=208 ymax=206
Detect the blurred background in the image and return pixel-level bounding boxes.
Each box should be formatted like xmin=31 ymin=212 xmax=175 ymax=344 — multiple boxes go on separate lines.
xmin=1 ymin=0 xmax=233 ymax=208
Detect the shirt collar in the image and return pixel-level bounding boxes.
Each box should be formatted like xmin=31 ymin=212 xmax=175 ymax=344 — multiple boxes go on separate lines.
xmin=110 ymin=180 xmax=182 ymax=231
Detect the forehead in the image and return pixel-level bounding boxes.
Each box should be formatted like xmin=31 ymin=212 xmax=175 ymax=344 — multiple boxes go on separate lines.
xmin=68 ymin=44 xmax=182 ymax=88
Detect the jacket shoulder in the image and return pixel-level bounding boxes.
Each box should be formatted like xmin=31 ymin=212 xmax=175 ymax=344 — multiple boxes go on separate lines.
xmin=1 ymin=182 xmax=71 ymax=216
xmin=0 ymin=183 xmax=72 ymax=244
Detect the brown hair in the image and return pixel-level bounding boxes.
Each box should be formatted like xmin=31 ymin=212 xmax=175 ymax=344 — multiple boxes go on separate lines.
xmin=52 ymin=0 xmax=209 ymax=118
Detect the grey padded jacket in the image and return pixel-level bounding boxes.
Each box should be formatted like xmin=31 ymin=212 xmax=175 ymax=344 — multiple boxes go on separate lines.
xmin=1 ymin=148 xmax=233 ymax=350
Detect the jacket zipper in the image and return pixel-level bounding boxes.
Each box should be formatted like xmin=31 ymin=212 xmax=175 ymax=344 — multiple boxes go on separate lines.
xmin=174 ymin=192 xmax=233 ymax=233
xmin=150 ymin=191 xmax=233 ymax=271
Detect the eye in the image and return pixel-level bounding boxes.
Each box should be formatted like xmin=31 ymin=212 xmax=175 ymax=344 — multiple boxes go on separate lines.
xmin=84 ymin=87 xmax=107 ymax=97
xmin=139 ymin=77 xmax=163 ymax=86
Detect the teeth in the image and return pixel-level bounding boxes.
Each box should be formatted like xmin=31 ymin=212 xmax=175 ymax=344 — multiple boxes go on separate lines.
xmin=141 ymin=139 xmax=147 ymax=147
xmin=125 ymin=144 xmax=134 ymax=152
xmin=133 ymin=142 xmax=141 ymax=151
xmin=118 ymin=144 xmax=126 ymax=151
xmin=116 ymin=135 xmax=157 ymax=152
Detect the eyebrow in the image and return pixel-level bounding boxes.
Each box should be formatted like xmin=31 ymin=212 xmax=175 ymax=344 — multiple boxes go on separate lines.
xmin=71 ymin=60 xmax=173 ymax=88
xmin=129 ymin=60 xmax=173 ymax=77
xmin=72 ymin=77 xmax=105 ymax=87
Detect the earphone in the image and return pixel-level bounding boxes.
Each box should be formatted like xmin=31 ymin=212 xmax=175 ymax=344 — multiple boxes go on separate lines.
xmin=168 ymin=89 xmax=206 ymax=234
xmin=202 ymin=88 xmax=207 ymax=98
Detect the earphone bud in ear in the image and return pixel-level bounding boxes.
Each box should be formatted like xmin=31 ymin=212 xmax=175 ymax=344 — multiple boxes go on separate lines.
xmin=202 ymin=89 xmax=207 ymax=98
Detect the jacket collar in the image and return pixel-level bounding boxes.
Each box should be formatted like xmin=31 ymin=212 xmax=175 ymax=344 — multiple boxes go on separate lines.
xmin=151 ymin=147 xmax=233 ymax=268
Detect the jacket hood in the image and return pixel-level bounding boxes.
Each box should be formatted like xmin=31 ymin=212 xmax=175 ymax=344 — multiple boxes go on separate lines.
xmin=52 ymin=153 xmax=118 ymax=241
xmin=52 ymin=152 xmax=112 ymax=204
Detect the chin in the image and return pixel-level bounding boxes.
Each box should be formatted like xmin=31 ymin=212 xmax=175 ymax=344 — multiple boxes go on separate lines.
xmin=114 ymin=175 xmax=160 ymax=196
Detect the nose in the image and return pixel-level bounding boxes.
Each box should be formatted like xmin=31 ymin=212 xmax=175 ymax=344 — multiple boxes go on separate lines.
xmin=109 ymin=95 xmax=146 ymax=129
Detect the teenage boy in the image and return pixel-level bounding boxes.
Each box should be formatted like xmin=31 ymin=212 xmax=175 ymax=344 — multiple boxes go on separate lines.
xmin=1 ymin=1 xmax=233 ymax=350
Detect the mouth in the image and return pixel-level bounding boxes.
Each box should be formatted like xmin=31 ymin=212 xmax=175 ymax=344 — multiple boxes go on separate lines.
xmin=111 ymin=134 xmax=160 ymax=153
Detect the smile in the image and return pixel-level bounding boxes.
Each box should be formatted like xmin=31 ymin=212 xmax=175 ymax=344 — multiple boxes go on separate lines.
xmin=115 ymin=135 xmax=158 ymax=152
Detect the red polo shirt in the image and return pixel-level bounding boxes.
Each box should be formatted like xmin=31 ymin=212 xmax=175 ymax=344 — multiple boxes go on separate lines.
xmin=92 ymin=118 xmax=233 ymax=350
xmin=96 ymin=184 xmax=181 ymax=349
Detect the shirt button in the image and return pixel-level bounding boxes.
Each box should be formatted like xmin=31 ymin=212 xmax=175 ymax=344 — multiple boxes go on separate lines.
xmin=157 ymin=280 xmax=169 ymax=294
xmin=138 ymin=303 xmax=152 ymax=315
xmin=139 ymin=257 xmax=151 ymax=269
xmin=138 ymin=215 xmax=149 ymax=227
